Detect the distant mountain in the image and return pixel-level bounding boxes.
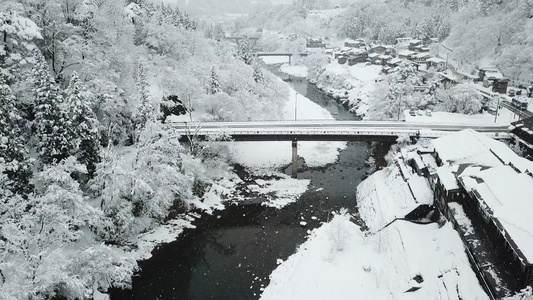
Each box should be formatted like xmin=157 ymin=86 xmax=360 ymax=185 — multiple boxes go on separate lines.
xmin=152 ymin=0 xmax=277 ymax=15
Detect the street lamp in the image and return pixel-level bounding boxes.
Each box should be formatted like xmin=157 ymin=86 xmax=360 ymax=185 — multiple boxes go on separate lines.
xmin=295 ymin=92 xmax=298 ymax=121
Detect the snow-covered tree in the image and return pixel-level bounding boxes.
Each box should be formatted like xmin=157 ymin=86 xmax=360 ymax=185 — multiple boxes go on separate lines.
xmin=65 ymin=72 xmax=101 ymax=177
xmin=133 ymin=60 xmax=155 ymax=134
xmin=32 ymin=50 xmax=73 ymax=165
xmin=210 ymin=66 xmax=221 ymax=94
xmin=437 ymin=85 xmax=483 ymax=115
xmin=252 ymin=59 xmax=264 ymax=84
xmin=213 ymin=23 xmax=225 ymax=42
xmin=0 ymin=158 xmax=99 ymax=299
xmin=237 ymin=36 xmax=253 ymax=65
xmin=0 ymin=69 xmax=32 ymax=195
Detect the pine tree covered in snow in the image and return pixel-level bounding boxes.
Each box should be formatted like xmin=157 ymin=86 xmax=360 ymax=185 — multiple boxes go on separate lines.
xmin=0 ymin=70 xmax=32 ymax=195
xmin=238 ymin=37 xmax=253 ymax=65
xmin=32 ymin=50 xmax=73 ymax=165
xmin=133 ymin=60 xmax=154 ymax=134
xmin=210 ymin=66 xmax=221 ymax=94
xmin=252 ymin=59 xmax=264 ymax=84
xmin=65 ymin=72 xmax=101 ymax=177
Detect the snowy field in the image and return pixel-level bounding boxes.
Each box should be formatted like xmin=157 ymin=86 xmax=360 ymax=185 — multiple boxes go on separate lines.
xmin=261 ymin=164 xmax=489 ymax=300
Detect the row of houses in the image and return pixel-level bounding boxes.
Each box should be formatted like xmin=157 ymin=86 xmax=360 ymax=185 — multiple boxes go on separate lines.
xmin=403 ymin=129 xmax=533 ymax=299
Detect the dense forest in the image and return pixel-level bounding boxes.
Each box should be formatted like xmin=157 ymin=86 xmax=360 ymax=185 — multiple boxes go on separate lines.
xmin=0 ymin=0 xmax=287 ymax=299
xmin=246 ymin=0 xmax=533 ymax=82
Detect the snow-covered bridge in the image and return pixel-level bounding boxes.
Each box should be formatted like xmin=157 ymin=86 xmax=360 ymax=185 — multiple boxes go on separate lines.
xmin=171 ymin=120 xmax=510 ymax=142
xmin=172 ymin=120 xmax=509 ymax=177
xmin=253 ymin=53 xmax=308 ymax=65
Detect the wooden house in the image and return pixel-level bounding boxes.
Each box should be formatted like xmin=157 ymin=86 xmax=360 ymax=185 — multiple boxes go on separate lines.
xmin=398 ymin=50 xmax=417 ymax=60
xmin=509 ymin=116 xmax=533 ymax=159
xmin=492 ymin=78 xmax=510 ymax=94
xmin=367 ymin=53 xmax=381 ymax=64
xmin=426 ymin=57 xmax=446 ymax=71
xmin=369 ymin=45 xmax=387 ymax=55
xmin=413 ymin=52 xmax=432 ymax=63
xmin=306 ymin=38 xmax=325 ymax=48
xmin=408 ymin=39 xmax=423 ymax=51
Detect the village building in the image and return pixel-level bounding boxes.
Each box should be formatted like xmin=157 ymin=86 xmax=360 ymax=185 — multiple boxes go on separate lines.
xmin=408 ymin=39 xmax=423 ymax=51
xmin=412 ymin=52 xmax=432 ymax=63
xmin=479 ymin=68 xmax=510 ymax=94
xmin=404 ymin=129 xmax=533 ymax=298
xmin=426 ymin=57 xmax=446 ymax=71
xmin=396 ymin=37 xmax=412 ymax=50
xmin=398 ymin=50 xmax=417 ymax=60
xmin=509 ymin=116 xmax=533 ymax=159
xmin=369 ymin=45 xmax=388 ymax=55
xmin=367 ymin=53 xmax=381 ymax=64
xmin=306 ymin=37 xmax=325 ymax=48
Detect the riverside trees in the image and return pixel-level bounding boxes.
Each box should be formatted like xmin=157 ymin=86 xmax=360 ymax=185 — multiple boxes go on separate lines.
xmin=0 ymin=1 xmax=288 ymax=299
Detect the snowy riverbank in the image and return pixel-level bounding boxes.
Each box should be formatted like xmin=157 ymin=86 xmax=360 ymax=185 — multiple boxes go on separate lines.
xmin=260 ymin=161 xmax=489 ymax=300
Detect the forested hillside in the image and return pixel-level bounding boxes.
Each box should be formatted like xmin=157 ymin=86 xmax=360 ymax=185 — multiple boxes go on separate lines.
xmin=0 ymin=1 xmax=286 ymax=299
xmin=247 ymin=0 xmax=533 ymax=82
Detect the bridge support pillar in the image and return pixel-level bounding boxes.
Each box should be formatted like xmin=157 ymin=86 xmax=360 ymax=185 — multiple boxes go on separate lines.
xmin=289 ymin=55 xmax=292 ymax=65
xmin=291 ymin=139 xmax=298 ymax=178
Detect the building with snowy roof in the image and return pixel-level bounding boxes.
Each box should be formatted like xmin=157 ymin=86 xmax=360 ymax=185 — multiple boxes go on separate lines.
xmin=429 ymin=129 xmax=533 ymax=297
xmin=509 ymin=116 xmax=533 ymax=159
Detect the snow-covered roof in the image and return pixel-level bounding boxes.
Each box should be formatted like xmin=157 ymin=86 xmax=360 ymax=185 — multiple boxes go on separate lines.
xmin=484 ymin=70 xmax=505 ymax=80
xmin=436 ymin=166 xmax=459 ymax=190
xmin=398 ymin=50 xmax=416 ymax=57
xmin=432 ymin=129 xmax=533 ymax=172
xmin=459 ymin=166 xmax=533 ymax=264
xmin=378 ymin=55 xmax=392 ymax=60
xmin=414 ymin=53 xmax=431 ymax=59
xmin=368 ymin=53 xmax=380 ymax=58
xmin=427 ymin=57 xmax=445 ymax=63
xmin=388 ymin=58 xmax=403 ymax=65
xmin=409 ymin=39 xmax=421 ymax=44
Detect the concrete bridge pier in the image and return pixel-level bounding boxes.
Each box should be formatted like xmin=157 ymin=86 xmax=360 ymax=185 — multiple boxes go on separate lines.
xmin=291 ymin=139 xmax=298 ymax=178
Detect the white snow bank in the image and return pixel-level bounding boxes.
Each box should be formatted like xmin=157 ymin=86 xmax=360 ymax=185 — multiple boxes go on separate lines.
xmin=280 ymin=64 xmax=308 ymax=77
xmin=261 ymin=213 xmax=487 ymax=300
xmin=261 ymin=56 xmax=290 ymax=64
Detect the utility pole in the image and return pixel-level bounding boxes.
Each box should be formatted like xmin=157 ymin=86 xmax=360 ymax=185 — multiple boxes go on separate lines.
xmin=188 ymin=93 xmax=192 ymax=123
xmin=397 ymin=95 xmax=402 ymax=121
xmin=494 ymin=96 xmax=500 ymax=123
xmin=295 ymin=92 xmax=298 ymax=121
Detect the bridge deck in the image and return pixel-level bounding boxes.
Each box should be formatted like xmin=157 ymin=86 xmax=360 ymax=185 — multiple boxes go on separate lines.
xmin=171 ymin=121 xmax=509 ymax=142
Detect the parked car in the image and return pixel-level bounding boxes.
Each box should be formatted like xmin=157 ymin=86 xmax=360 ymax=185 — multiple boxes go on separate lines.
xmin=425 ymin=110 xmax=432 ymax=116
xmin=508 ymin=89 xmax=516 ymax=97
xmin=409 ymin=110 xmax=416 ymax=116
xmin=416 ymin=110 xmax=424 ymax=116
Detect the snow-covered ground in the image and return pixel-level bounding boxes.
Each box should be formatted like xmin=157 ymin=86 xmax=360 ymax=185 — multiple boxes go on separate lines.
xmin=280 ymin=64 xmax=308 ymax=77
xmin=261 ymin=162 xmax=489 ymax=300
xmin=404 ymin=109 xmax=519 ymax=125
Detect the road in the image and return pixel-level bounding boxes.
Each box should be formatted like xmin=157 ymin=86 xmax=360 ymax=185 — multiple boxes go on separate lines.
xmin=500 ymin=101 xmax=533 ymax=119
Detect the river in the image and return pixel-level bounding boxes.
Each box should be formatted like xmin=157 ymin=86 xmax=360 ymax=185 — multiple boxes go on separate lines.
xmin=109 ymin=70 xmax=393 ymax=300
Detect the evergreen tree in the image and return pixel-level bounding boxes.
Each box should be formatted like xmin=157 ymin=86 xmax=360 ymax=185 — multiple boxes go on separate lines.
xmin=133 ymin=60 xmax=154 ymax=133
xmin=32 ymin=50 xmax=73 ymax=165
xmin=213 ymin=23 xmax=226 ymax=42
xmin=238 ymin=37 xmax=253 ymax=65
xmin=65 ymin=72 xmax=101 ymax=177
xmin=210 ymin=66 xmax=221 ymax=94
xmin=252 ymin=59 xmax=264 ymax=84
xmin=0 ymin=69 xmax=32 ymax=195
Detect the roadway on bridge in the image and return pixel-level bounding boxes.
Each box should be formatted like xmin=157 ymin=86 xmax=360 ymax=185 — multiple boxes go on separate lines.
xmin=500 ymin=101 xmax=533 ymax=119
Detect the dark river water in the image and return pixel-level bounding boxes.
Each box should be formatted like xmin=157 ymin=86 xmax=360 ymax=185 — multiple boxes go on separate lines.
xmin=109 ymin=71 xmax=392 ymax=300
